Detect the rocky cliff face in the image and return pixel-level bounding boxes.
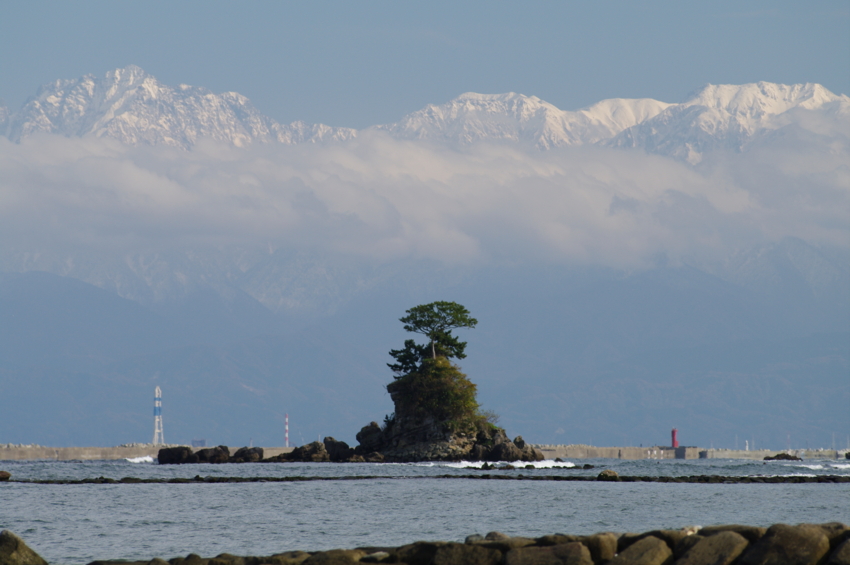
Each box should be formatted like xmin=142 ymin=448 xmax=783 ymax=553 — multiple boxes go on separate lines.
xmin=351 ymin=382 xmax=544 ymax=463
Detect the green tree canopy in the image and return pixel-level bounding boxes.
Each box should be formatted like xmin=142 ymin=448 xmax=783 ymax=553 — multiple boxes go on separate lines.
xmin=388 ymin=301 xmax=477 ymax=375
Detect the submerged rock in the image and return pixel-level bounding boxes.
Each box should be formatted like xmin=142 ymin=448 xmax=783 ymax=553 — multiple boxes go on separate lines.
xmin=764 ymin=453 xmax=803 ymax=461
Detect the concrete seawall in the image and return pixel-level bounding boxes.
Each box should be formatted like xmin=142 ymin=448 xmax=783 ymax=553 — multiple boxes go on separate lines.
xmin=534 ymin=445 xmax=702 ymax=460
xmin=533 ymin=445 xmax=845 ymax=461
xmin=0 ymin=445 xmax=295 ymax=461
xmin=698 ymin=448 xmax=844 ymax=460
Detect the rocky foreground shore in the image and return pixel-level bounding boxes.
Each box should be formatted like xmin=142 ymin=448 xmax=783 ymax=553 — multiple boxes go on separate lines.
xmin=2 ymin=523 xmax=849 ymax=565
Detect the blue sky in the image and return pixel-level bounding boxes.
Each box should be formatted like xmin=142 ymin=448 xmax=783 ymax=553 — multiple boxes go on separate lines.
xmin=2 ymin=1 xmax=848 ymax=129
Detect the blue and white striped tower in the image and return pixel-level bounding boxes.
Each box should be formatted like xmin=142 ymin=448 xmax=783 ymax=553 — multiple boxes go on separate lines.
xmin=152 ymin=386 xmax=164 ymax=445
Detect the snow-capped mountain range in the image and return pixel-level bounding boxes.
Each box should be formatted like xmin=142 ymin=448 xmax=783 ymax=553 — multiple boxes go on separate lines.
xmin=1 ymin=65 xmax=847 ymax=161
xmin=1 ymin=66 xmax=356 ymax=148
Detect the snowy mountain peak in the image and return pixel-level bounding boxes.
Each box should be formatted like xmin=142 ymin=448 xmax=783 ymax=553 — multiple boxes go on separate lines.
xmin=683 ymin=82 xmax=840 ymax=118
xmin=375 ymin=91 xmax=670 ymax=149
xmin=5 ymin=65 xmax=356 ymax=149
xmin=608 ymin=81 xmax=846 ymax=162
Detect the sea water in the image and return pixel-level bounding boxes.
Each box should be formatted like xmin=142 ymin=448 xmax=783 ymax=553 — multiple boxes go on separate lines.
xmin=1 ymin=458 xmax=848 ymax=565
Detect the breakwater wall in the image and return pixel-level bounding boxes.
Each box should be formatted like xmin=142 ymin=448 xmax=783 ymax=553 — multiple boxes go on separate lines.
xmin=698 ymin=448 xmax=845 ymax=460
xmin=0 ymin=445 xmax=294 ymax=461
xmin=534 ymin=444 xmax=846 ymax=460
xmin=534 ymin=445 xmax=702 ymax=460
xmin=3 ymin=522 xmax=849 ymax=565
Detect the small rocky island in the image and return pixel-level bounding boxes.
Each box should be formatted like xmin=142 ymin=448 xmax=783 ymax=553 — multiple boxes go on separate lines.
xmin=160 ymin=301 xmax=542 ymax=465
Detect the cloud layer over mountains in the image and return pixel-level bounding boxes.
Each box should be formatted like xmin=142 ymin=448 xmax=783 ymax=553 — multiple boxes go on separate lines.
xmin=1 ymin=129 xmax=846 ymax=280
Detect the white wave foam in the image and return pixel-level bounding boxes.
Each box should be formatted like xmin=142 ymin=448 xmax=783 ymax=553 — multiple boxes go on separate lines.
xmin=797 ymin=464 xmax=824 ymax=470
xmin=125 ymin=455 xmax=154 ymax=463
xmin=829 ymin=463 xmax=850 ymax=469
xmin=439 ymin=460 xmax=576 ymax=469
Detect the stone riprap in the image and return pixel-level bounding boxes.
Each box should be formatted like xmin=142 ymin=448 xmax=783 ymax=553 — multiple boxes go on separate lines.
xmin=2 ymin=523 xmax=849 ymax=565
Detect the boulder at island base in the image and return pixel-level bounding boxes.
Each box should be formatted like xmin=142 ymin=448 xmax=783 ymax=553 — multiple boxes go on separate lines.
xmin=230 ymin=447 xmax=264 ymax=463
xmin=195 ymin=445 xmax=230 ymax=464
xmin=157 ymin=446 xmax=198 ymax=464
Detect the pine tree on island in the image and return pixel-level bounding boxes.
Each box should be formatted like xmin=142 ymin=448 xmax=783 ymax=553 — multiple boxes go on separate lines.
xmin=388 ymin=301 xmax=477 ymax=373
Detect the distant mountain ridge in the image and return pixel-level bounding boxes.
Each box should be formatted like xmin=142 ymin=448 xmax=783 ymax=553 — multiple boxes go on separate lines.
xmin=1 ymin=66 xmax=847 ymax=160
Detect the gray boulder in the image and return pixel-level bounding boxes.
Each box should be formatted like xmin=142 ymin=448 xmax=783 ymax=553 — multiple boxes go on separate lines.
xmin=195 ymin=445 xmax=230 ymax=464
xmin=0 ymin=530 xmax=48 ymax=565
xmin=738 ymin=524 xmax=830 ymax=565
xmin=432 ymin=543 xmax=502 ymax=565
xmin=505 ymin=542 xmax=593 ymax=565
xmin=677 ymin=531 xmax=749 ymax=565
xmin=157 ymin=446 xmax=198 ymax=464
xmin=700 ymin=525 xmax=767 ymax=544
xmin=469 ymin=444 xmax=489 ymax=461
xmin=488 ymin=441 xmax=523 ymax=462
xmin=230 ymin=447 xmax=264 ymax=463
xmin=583 ymin=532 xmax=618 ymax=563
xmin=827 ymin=538 xmax=850 ymax=565
xmin=288 ymin=441 xmax=330 ymax=462
xmin=323 ymin=437 xmax=354 ymax=462
xmin=520 ymin=445 xmax=545 ymax=462
xmin=608 ymin=535 xmax=672 ymax=565
xmin=355 ymin=422 xmax=384 ymax=454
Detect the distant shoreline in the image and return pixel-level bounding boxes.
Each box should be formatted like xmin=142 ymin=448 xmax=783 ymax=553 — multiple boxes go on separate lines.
xmin=1 ymin=444 xmax=845 ymax=461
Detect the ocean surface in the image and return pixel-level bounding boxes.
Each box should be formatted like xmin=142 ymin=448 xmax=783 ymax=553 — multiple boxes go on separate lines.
xmin=1 ymin=457 xmax=848 ymax=565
